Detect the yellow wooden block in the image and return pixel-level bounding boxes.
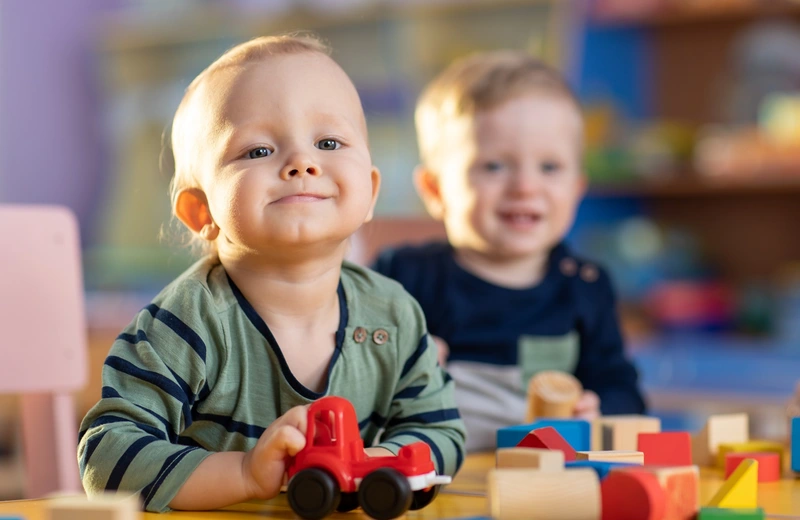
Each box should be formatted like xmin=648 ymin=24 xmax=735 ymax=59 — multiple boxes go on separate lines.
xmin=707 ymin=458 xmax=758 ymax=509
xmin=496 ymin=447 xmax=565 ymax=471
xmin=576 ymin=450 xmax=644 ymax=464
xmin=692 ymin=413 xmax=749 ymax=467
xmin=716 ymin=440 xmax=784 ymax=470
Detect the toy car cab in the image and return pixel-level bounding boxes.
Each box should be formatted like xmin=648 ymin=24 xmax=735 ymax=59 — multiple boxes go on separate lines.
xmin=286 ymin=395 xmax=451 ymax=520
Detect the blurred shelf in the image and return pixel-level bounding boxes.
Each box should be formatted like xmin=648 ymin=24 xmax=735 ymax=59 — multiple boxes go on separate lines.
xmin=99 ymin=0 xmax=559 ymax=53
xmin=588 ymin=173 xmax=800 ymax=198
xmin=592 ymin=1 xmax=800 ymax=28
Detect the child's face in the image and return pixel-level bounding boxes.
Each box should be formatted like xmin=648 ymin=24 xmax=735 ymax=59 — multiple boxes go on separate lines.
xmin=427 ymin=94 xmax=585 ymax=261
xmin=188 ymin=52 xmax=380 ymax=261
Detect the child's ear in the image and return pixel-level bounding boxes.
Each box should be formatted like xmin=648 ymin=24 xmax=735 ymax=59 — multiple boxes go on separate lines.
xmin=413 ymin=165 xmax=445 ymax=220
xmin=175 ymin=188 xmax=219 ymax=241
xmin=363 ymin=166 xmax=382 ymax=223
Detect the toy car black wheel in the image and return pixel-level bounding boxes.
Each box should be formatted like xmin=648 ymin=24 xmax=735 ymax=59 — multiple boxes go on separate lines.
xmin=287 ymin=468 xmax=341 ymax=520
xmin=358 ymin=467 xmax=412 ymax=520
xmin=409 ymin=485 xmax=440 ymax=510
xmin=336 ymin=492 xmax=359 ymax=512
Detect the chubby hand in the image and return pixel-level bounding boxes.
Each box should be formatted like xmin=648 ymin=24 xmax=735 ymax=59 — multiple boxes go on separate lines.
xmin=432 ymin=335 xmax=449 ymax=367
xmin=242 ymin=405 xmax=309 ymax=500
xmin=573 ymin=390 xmax=600 ymax=420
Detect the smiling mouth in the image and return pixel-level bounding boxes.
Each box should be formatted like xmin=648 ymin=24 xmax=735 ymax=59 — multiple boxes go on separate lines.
xmin=498 ymin=212 xmax=542 ymax=225
xmin=273 ymin=193 xmax=328 ymax=204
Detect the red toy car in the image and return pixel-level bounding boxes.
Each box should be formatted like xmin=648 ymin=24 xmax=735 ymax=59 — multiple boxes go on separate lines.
xmin=286 ymin=395 xmax=451 ymax=520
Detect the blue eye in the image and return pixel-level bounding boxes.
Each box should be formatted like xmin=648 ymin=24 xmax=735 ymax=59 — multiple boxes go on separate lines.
xmin=248 ymin=147 xmax=272 ymax=159
xmin=316 ymin=139 xmax=341 ymax=151
xmin=541 ymin=161 xmax=561 ymax=173
xmin=484 ymin=161 xmax=504 ymax=172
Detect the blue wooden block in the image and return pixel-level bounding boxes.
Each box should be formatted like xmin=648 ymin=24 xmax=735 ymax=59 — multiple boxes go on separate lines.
xmin=565 ymin=460 xmax=639 ymax=480
xmin=496 ymin=418 xmax=591 ymax=450
xmin=792 ymin=417 xmax=800 ymax=472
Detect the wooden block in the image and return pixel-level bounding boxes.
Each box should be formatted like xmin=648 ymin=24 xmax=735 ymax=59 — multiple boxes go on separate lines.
xmin=600 ymin=469 xmax=665 ymax=520
xmin=725 ymin=452 xmax=780 ymax=483
xmin=793 ymin=417 xmax=800 ymax=473
xmin=565 ymin=460 xmax=639 ymax=480
xmin=637 ymin=431 xmax=692 ymax=465
xmin=592 ymin=415 xmax=661 ymax=451
xmin=613 ymin=465 xmax=699 ymax=520
xmin=526 ymin=370 xmax=582 ymax=422
xmin=497 ymin=418 xmax=591 ymax=450
xmin=697 ymin=507 xmax=764 ymax=519
xmin=46 ymin=493 xmax=141 ymax=520
xmin=716 ymin=440 xmax=783 ymax=471
xmin=707 ymin=459 xmax=758 ymax=509
xmin=692 ymin=413 xmax=749 ymax=467
xmin=488 ymin=468 xmax=600 ymax=520
xmin=517 ymin=426 xmax=577 ymax=461
xmin=576 ymin=450 xmax=644 ymax=464
xmin=496 ymin=447 xmax=564 ymax=471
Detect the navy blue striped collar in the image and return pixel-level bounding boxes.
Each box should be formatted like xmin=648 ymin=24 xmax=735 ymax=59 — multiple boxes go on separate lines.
xmin=225 ymin=273 xmax=348 ymax=400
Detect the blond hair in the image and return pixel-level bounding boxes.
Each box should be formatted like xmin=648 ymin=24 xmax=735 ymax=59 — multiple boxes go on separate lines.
xmin=167 ymin=34 xmax=330 ymax=253
xmin=415 ymin=50 xmax=580 ymax=170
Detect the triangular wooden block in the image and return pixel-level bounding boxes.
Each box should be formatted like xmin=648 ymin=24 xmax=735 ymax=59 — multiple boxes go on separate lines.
xmin=708 ymin=459 xmax=758 ymax=509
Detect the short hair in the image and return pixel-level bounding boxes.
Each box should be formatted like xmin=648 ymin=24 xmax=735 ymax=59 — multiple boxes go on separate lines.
xmin=415 ymin=50 xmax=581 ymax=169
xmin=167 ymin=34 xmax=330 ymax=253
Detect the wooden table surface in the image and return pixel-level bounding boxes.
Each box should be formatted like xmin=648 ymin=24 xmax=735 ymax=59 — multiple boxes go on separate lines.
xmin=1 ymin=453 xmax=799 ymax=519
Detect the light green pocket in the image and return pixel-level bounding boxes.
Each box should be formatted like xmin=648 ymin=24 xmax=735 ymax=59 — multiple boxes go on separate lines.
xmin=518 ymin=331 xmax=580 ymax=386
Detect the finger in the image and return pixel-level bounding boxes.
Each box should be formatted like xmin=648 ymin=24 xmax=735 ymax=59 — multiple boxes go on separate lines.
xmin=263 ymin=425 xmax=307 ymax=462
xmin=281 ymin=405 xmax=309 ymax=433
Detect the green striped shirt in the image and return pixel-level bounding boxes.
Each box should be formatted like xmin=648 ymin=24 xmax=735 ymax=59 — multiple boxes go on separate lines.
xmin=78 ymin=257 xmax=466 ymax=512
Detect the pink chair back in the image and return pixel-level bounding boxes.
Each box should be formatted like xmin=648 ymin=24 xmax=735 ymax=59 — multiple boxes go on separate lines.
xmin=0 ymin=205 xmax=87 ymax=497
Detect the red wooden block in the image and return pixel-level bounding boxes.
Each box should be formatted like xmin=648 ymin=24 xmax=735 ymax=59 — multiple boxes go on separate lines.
xmin=614 ymin=465 xmax=699 ymax=520
xmin=601 ymin=469 xmax=666 ymax=520
xmin=637 ymin=432 xmax=693 ymax=465
xmin=517 ymin=426 xmax=578 ymax=462
xmin=725 ymin=452 xmax=781 ymax=482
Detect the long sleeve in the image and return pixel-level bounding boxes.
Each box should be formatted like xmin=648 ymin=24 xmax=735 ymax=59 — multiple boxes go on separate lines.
xmin=573 ymin=269 xmax=647 ymax=415
xmin=78 ymin=281 xmax=222 ymax=512
xmin=375 ymin=298 xmax=466 ymax=477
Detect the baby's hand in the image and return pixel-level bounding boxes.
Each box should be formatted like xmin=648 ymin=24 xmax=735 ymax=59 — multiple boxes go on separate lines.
xmin=241 ymin=405 xmax=309 ymax=500
xmin=573 ymin=390 xmax=600 ymax=420
xmin=432 ymin=335 xmax=449 ymax=367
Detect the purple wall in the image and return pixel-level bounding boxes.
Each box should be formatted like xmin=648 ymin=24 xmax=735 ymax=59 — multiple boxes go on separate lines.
xmin=0 ymin=0 xmax=114 ymax=242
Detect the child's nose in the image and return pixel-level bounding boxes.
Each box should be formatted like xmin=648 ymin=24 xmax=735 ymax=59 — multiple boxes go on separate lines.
xmin=280 ymin=155 xmax=321 ymax=180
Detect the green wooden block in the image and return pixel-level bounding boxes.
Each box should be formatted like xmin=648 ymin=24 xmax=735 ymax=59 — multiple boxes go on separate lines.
xmin=697 ymin=507 xmax=764 ymax=519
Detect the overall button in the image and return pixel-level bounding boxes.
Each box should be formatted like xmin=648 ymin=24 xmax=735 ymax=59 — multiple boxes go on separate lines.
xmin=353 ymin=327 xmax=367 ymax=343
xmin=560 ymin=258 xmax=577 ymax=276
xmin=373 ymin=329 xmax=389 ymax=345
xmin=580 ymin=264 xmax=598 ymax=282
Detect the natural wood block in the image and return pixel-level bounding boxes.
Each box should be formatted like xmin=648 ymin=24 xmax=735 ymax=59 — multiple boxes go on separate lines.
xmin=496 ymin=447 xmax=565 ymax=471
xmin=601 ymin=469 xmax=665 ymax=520
xmin=637 ymin=431 xmax=693 ymax=466
xmin=576 ymin=450 xmax=644 ymax=464
xmin=708 ymin=459 xmax=758 ymax=509
xmin=526 ymin=370 xmax=582 ymax=422
xmin=725 ymin=452 xmax=780 ymax=483
xmin=716 ymin=440 xmax=783 ymax=471
xmin=517 ymin=426 xmax=577 ymax=461
xmin=592 ymin=415 xmax=661 ymax=451
xmin=692 ymin=413 xmax=749 ymax=467
xmin=488 ymin=468 xmax=600 ymax=520
xmin=46 ymin=493 xmax=141 ymax=520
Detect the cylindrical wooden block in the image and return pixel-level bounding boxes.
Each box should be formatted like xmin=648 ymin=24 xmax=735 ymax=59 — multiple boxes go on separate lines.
xmin=526 ymin=370 xmax=583 ymax=422
xmin=488 ymin=468 xmax=600 ymax=520
xmin=725 ymin=452 xmax=781 ymax=482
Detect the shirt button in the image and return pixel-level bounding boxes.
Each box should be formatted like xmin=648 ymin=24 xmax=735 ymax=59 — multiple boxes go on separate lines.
xmin=373 ymin=329 xmax=389 ymax=345
xmin=560 ymin=258 xmax=577 ymax=276
xmin=580 ymin=264 xmax=598 ymax=282
xmin=353 ymin=327 xmax=367 ymax=343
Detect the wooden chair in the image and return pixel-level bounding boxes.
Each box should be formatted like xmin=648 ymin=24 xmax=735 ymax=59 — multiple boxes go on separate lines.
xmin=0 ymin=205 xmax=87 ymax=497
